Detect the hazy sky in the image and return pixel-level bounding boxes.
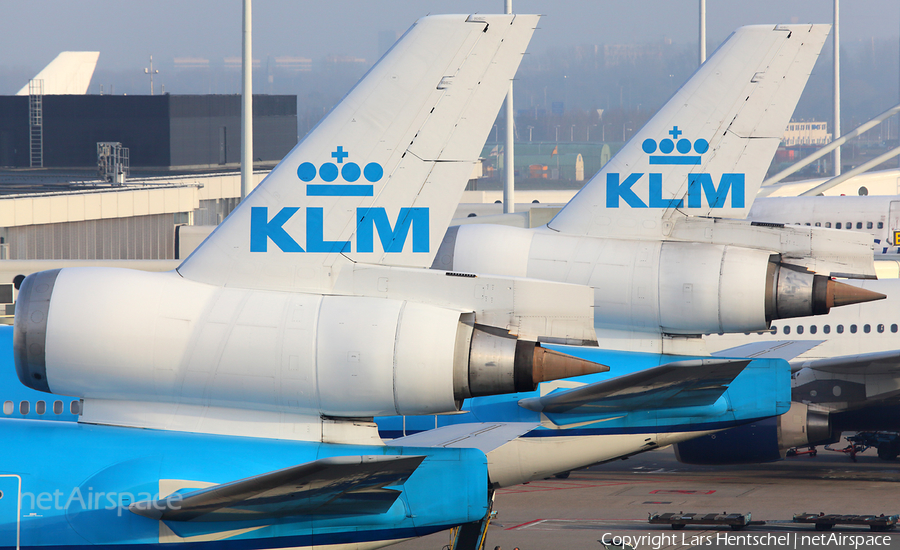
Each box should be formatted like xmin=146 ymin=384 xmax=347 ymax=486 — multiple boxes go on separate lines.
xmin=1 ymin=0 xmax=899 ymax=73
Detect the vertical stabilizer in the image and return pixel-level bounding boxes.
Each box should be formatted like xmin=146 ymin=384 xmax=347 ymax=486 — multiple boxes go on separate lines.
xmin=16 ymin=52 xmax=100 ymax=95
xmin=548 ymin=25 xmax=830 ymax=238
xmin=178 ymin=14 xmax=538 ymax=292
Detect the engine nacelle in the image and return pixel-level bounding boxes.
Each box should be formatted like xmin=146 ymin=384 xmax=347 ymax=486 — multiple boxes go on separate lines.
xmin=658 ymin=247 xmax=835 ymax=334
xmin=673 ymin=402 xmax=838 ymax=464
xmin=15 ymin=267 xmax=600 ymax=418
xmin=436 ymin=224 xmax=883 ymax=337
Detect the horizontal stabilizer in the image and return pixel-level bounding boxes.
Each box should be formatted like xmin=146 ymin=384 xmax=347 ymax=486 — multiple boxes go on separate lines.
xmin=518 ymin=359 xmax=750 ymax=415
xmin=129 ymin=455 xmax=424 ymax=522
xmin=712 ymin=340 xmax=822 ymax=361
xmin=386 ymin=422 xmax=538 ymax=453
xmin=793 ymin=349 xmax=900 ymax=375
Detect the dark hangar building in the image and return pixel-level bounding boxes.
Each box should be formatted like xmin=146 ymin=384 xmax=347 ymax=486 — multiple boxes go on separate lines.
xmin=0 ymin=94 xmax=297 ymax=170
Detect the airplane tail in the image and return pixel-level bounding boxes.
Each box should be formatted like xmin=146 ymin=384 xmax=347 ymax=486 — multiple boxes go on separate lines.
xmin=178 ymin=14 xmax=538 ymax=292
xmin=16 ymin=52 xmax=99 ymax=95
xmin=548 ymin=25 xmax=829 ymax=238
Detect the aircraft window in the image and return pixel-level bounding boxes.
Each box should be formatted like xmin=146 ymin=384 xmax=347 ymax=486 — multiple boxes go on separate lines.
xmin=815 ymin=222 xmax=821 ymax=227
xmin=836 ymin=222 xmax=842 ymax=229
xmin=837 ymin=325 xmax=844 ymax=334
xmin=846 ymin=222 xmax=852 ymax=229
xmin=70 ymin=401 xmax=81 ymax=415
xmin=35 ymin=401 xmax=45 ymax=415
xmin=859 ymin=186 xmax=868 ymax=196
xmin=53 ymin=400 xmax=63 ymax=415
xmin=805 ymin=223 xmax=811 ymax=226
xmin=797 ymin=325 xmax=804 ymax=334
xmin=850 ymin=324 xmax=858 ymax=334
xmin=771 ymin=326 xmax=778 ymax=335
xmin=783 ymin=326 xmax=791 ymax=335
xmin=867 ymin=222 xmax=873 ymax=229
xmin=19 ymin=401 xmax=29 ymax=415
xmin=864 ymin=324 xmax=871 ymax=333
xmin=823 ymin=325 xmax=831 ymax=334
xmin=856 ymin=222 xmax=863 ymax=229
xmin=878 ymin=324 xmax=885 ymax=333
xmin=810 ymin=325 xmax=817 ymax=334
xmin=825 ymin=222 xmax=832 ymax=228
xmin=878 ymin=222 xmax=884 ymax=229
xmin=2 ymin=401 xmax=11 ymax=415
xmin=893 ymin=324 xmax=899 ymax=333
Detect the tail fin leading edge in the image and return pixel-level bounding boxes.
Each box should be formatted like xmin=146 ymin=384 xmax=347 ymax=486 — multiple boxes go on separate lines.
xmin=178 ymin=14 xmax=538 ymax=291
xmin=548 ymin=24 xmax=829 ymax=238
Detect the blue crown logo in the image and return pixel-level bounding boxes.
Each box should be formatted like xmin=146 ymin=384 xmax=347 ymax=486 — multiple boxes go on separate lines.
xmin=297 ymin=146 xmax=383 ymax=197
xmin=642 ymin=126 xmax=708 ymax=165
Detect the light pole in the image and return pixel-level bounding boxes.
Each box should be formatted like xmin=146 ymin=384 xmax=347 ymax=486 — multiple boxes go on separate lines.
xmin=143 ymin=55 xmax=159 ymax=96
xmin=570 ymin=124 xmax=575 ymax=142
xmin=528 ymin=126 xmax=534 ymax=141
xmin=555 ymin=125 xmax=560 ymax=141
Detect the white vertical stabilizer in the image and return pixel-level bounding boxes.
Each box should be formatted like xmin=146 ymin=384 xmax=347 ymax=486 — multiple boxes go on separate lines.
xmin=548 ymin=25 xmax=830 ymax=239
xmin=16 ymin=52 xmax=100 ymax=95
xmin=178 ymin=14 xmax=538 ymax=292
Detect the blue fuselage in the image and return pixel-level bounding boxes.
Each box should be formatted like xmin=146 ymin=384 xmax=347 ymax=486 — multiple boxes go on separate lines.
xmin=0 ymin=418 xmax=487 ymax=549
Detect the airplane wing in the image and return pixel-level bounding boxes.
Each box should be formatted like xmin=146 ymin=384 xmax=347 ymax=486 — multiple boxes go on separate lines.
xmin=712 ymin=340 xmax=823 ymax=361
xmin=178 ymin=14 xmax=538 ymax=292
xmin=517 ymin=359 xmax=750 ymax=418
xmin=385 ymin=422 xmax=538 ymax=453
xmin=793 ymin=349 xmax=900 ymax=375
xmin=129 ymin=455 xmax=425 ymax=522
xmin=547 ymin=24 xmax=830 ymax=238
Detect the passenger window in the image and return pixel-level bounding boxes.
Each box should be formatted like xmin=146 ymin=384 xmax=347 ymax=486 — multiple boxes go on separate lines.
xmin=783 ymin=326 xmax=791 ymax=335
xmin=850 ymin=324 xmax=858 ymax=334
xmin=53 ymin=400 xmax=63 ymax=415
xmin=810 ymin=325 xmax=817 ymax=334
xmin=770 ymin=326 xmax=777 ymax=335
xmin=878 ymin=222 xmax=884 ymax=229
xmin=837 ymin=325 xmax=844 ymax=334
xmin=2 ymin=401 xmax=12 ymax=415
xmin=815 ymin=222 xmax=821 ymax=227
xmin=35 ymin=401 xmax=45 ymax=415
xmin=856 ymin=222 xmax=862 ymax=229
xmin=19 ymin=401 xmax=29 ymax=415
xmin=867 ymin=222 xmax=873 ymax=229
xmin=836 ymin=222 xmax=842 ymax=229
xmin=825 ymin=222 xmax=832 ymax=228
xmin=864 ymin=324 xmax=871 ymax=333
xmin=893 ymin=324 xmax=899 ymax=333
xmin=797 ymin=325 xmax=804 ymax=334
xmin=846 ymin=222 xmax=852 ymax=229
xmin=805 ymin=222 xmax=811 ymax=226
xmin=823 ymin=325 xmax=831 ymax=334
xmin=878 ymin=324 xmax=885 ymax=333
xmin=70 ymin=401 xmax=81 ymax=415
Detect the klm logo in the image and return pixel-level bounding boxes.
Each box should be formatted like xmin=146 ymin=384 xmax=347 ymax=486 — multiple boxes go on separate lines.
xmin=606 ymin=127 xmax=745 ymax=209
xmin=250 ymin=147 xmax=429 ymax=253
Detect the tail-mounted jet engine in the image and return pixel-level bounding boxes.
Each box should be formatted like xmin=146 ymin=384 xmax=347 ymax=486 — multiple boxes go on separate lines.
xmin=14 ymin=267 xmax=607 ymax=417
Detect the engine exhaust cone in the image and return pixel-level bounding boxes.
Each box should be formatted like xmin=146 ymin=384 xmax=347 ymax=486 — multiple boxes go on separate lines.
xmin=827 ymin=280 xmax=887 ymax=309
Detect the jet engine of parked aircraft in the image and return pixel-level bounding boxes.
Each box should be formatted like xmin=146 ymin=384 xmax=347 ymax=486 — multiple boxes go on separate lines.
xmin=673 ymin=401 xmax=837 ymax=464
xmin=15 ymin=262 xmax=605 ymax=418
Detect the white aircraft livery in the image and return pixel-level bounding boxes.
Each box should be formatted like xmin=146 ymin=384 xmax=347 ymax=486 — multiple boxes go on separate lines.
xmin=433 ymin=24 xmax=884 ymax=354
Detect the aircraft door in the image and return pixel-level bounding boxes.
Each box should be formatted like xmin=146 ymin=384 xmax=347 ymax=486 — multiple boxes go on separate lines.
xmin=888 ymin=201 xmax=900 ymax=251
xmin=0 ymin=475 xmax=20 ymax=549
